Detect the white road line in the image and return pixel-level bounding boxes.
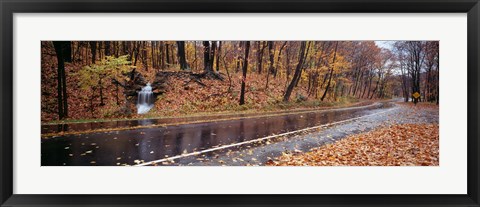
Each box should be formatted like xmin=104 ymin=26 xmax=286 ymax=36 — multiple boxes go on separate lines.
xmin=135 ymin=107 xmax=397 ymax=166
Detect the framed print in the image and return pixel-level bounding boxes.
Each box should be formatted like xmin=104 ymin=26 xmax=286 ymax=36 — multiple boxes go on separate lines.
xmin=1 ymin=0 xmax=479 ymax=206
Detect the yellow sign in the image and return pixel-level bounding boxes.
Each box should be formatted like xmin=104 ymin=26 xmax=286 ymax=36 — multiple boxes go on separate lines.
xmin=412 ymin=92 xmax=421 ymax=99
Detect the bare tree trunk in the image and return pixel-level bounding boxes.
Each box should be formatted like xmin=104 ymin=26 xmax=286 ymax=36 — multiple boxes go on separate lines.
xmin=203 ymin=41 xmax=213 ymax=72
xmin=256 ymin=41 xmax=266 ymax=74
xmin=54 ymin=43 xmax=64 ymax=119
xmin=321 ymin=41 xmax=338 ymax=101
xmin=283 ymin=41 xmax=307 ymax=102
xmin=160 ymin=42 xmax=165 ymax=69
xmin=165 ymin=43 xmax=171 ymax=67
xmin=239 ymin=41 xmax=251 ymax=105
xmin=274 ymin=41 xmax=287 ymax=78
xmin=98 ymin=41 xmax=103 ymax=60
xmin=89 ymin=41 xmax=97 ymax=64
xmin=133 ymin=41 xmax=141 ymax=66
xmin=211 ymin=41 xmax=217 ymax=71
xmin=105 ymin=41 xmax=111 ymax=56
xmin=142 ymin=41 xmax=148 ymax=71
xmin=265 ymin=41 xmax=275 ymax=90
xmin=114 ymin=41 xmax=119 ymax=57
xmin=122 ymin=41 xmax=128 ymax=56
xmin=176 ymin=41 xmax=188 ymax=70
xmin=236 ymin=41 xmax=242 ymax=73
xmin=192 ymin=41 xmax=198 ymax=71
xmin=216 ymin=41 xmax=222 ymax=71
xmin=151 ymin=41 xmax=156 ymax=68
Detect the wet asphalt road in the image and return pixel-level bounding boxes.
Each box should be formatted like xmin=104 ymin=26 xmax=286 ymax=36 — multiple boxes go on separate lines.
xmin=41 ymin=102 xmax=393 ymax=166
xmin=41 ymin=102 xmax=371 ymax=134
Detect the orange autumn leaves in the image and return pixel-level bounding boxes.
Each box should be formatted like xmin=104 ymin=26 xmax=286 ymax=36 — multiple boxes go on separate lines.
xmin=268 ymin=123 xmax=439 ymax=166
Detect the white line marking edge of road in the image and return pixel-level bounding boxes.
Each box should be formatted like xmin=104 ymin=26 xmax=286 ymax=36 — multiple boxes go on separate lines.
xmin=135 ymin=107 xmax=396 ymax=166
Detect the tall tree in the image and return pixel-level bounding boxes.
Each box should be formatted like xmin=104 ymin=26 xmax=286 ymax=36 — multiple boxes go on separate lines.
xmin=216 ymin=41 xmax=222 ymax=71
xmin=133 ymin=41 xmax=141 ymax=66
xmin=192 ymin=41 xmax=198 ymax=70
xmin=399 ymin=52 xmax=409 ymax=102
xmin=235 ymin=41 xmax=243 ymax=72
xmin=211 ymin=41 xmax=217 ymax=71
xmin=267 ymin=41 xmax=275 ymax=74
xmin=113 ymin=41 xmax=119 ymax=57
xmin=424 ymin=41 xmax=439 ymax=103
xmin=52 ymin=41 xmax=70 ymax=119
xmin=176 ymin=41 xmax=188 ymax=70
xmin=165 ymin=42 xmax=171 ymax=67
xmin=406 ymin=41 xmax=425 ymax=104
xmin=89 ymin=41 xmax=97 ymax=64
xmin=122 ymin=41 xmax=128 ymax=56
xmin=274 ymin=41 xmax=288 ymax=78
xmin=203 ymin=41 xmax=213 ymax=72
xmin=239 ymin=41 xmax=251 ymax=105
xmin=265 ymin=41 xmax=275 ymax=89
xmin=159 ymin=41 xmax=166 ymax=69
xmin=256 ymin=41 xmax=267 ymax=74
xmin=151 ymin=41 xmax=156 ymax=68
xmin=141 ymin=41 xmax=148 ymax=71
xmin=321 ymin=41 xmax=339 ymax=101
xmin=63 ymin=42 xmax=72 ymax=63
xmin=98 ymin=41 xmax=103 ymax=60
xmin=283 ymin=41 xmax=307 ymax=102
xmin=104 ymin=41 xmax=111 ymax=56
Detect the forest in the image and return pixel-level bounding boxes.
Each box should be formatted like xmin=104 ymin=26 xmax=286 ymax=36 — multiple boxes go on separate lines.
xmin=41 ymin=41 xmax=439 ymax=123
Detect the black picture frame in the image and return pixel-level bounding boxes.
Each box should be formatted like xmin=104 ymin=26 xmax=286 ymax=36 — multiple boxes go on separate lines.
xmin=1 ymin=0 xmax=479 ymax=206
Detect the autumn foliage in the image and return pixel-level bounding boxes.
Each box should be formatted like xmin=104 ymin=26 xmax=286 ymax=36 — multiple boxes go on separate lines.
xmin=41 ymin=41 xmax=439 ymax=123
xmin=268 ymin=123 xmax=439 ymax=166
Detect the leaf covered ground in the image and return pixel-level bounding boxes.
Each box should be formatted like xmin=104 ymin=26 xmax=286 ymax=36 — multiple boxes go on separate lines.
xmin=266 ymin=123 xmax=439 ymax=166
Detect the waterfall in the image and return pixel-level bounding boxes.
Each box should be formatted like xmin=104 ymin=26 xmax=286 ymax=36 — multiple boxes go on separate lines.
xmin=137 ymin=83 xmax=154 ymax=114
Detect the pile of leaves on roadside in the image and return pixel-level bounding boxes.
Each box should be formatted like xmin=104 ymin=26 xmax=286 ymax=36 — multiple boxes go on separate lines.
xmin=267 ymin=123 xmax=439 ymax=166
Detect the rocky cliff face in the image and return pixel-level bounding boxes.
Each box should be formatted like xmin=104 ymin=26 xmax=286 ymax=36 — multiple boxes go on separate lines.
xmin=120 ymin=69 xmax=166 ymax=115
xmin=120 ymin=69 xmax=212 ymax=115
